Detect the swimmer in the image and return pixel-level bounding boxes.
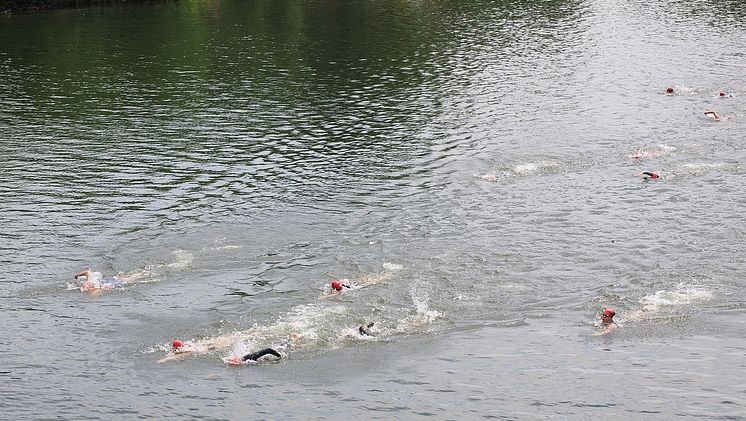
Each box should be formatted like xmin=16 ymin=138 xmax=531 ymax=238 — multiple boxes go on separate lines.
xmin=224 ymin=348 xmax=282 ymax=366
xmin=319 ymin=279 xmax=352 ymax=299
xmin=359 ymin=322 xmax=376 ymax=337
xmin=666 ymin=86 xmax=674 ymax=94
xmin=158 ymin=332 xmax=303 ymax=363
xmin=704 ymin=111 xmax=724 ymax=122
xmin=73 ymin=268 xmax=146 ymax=293
xmin=593 ymin=308 xmax=617 ymax=336
xmin=638 ymin=171 xmax=661 ymax=181
xmin=319 ymin=271 xmax=393 ymax=300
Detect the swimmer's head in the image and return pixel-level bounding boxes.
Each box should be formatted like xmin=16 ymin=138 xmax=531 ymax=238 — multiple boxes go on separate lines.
xmin=331 ymin=280 xmax=343 ymax=291
xmin=172 ymin=339 xmax=184 ymax=349
xmin=719 ymin=91 xmax=726 ymax=97
xmin=666 ymin=87 xmax=674 ymax=94
xmin=602 ymin=308 xmax=615 ymax=318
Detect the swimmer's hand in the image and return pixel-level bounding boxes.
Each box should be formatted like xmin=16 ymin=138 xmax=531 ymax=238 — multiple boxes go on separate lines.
xmin=318 ymin=290 xmax=343 ymax=300
xmin=592 ymin=324 xmax=617 ymax=336
xmin=224 ymin=356 xmax=246 ymax=366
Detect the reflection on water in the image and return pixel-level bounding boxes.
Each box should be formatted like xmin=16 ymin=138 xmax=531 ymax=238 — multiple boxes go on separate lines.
xmin=2 ymin=0 xmax=746 ymax=418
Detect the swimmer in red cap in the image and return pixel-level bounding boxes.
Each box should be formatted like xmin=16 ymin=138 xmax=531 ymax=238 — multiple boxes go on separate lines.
xmin=318 ymin=270 xmax=397 ymax=300
xmin=593 ymin=308 xmax=618 ymax=336
xmin=638 ymin=171 xmax=661 ymax=181
xmin=666 ymin=86 xmax=674 ymax=94
xmin=159 ymin=332 xmax=302 ymax=363
xmin=318 ymin=278 xmax=352 ymax=299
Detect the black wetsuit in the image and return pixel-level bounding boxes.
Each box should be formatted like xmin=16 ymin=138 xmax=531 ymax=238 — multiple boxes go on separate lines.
xmin=242 ymin=347 xmax=281 ymax=362
xmin=359 ymin=322 xmax=375 ymax=336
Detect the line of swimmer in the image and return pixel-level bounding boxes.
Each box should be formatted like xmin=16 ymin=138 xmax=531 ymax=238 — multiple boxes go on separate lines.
xmin=72 ymin=266 xmax=616 ymax=367
xmin=72 ymin=268 xmax=393 ymax=366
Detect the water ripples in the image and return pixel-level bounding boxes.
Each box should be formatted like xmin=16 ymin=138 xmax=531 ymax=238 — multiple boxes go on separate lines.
xmin=2 ymin=1 xmax=746 ymax=418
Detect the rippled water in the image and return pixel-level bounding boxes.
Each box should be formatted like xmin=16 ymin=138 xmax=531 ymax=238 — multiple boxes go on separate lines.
xmin=2 ymin=0 xmax=746 ymax=419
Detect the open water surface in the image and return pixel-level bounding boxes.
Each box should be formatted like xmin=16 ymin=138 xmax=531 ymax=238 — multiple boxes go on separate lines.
xmin=1 ymin=0 xmax=745 ymax=419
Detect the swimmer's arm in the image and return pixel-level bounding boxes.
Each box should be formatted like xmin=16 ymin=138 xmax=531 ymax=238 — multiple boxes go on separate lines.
xmin=157 ymin=352 xmax=192 ymax=363
xmin=114 ymin=270 xmax=145 ymax=283
xmin=592 ymin=324 xmax=617 ymax=336
xmin=318 ymin=290 xmax=343 ymax=300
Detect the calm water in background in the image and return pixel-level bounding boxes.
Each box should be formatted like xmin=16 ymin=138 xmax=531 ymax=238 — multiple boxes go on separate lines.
xmin=1 ymin=0 xmax=746 ymax=419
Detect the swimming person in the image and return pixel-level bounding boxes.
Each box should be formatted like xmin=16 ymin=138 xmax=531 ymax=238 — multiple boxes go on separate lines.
xmin=159 ymin=332 xmax=303 ymax=363
xmin=73 ymin=268 xmax=147 ymax=293
xmin=593 ymin=308 xmax=618 ymax=336
xmin=359 ymin=322 xmax=376 ymax=337
xmin=704 ymin=111 xmax=724 ymax=121
xmin=638 ymin=171 xmax=661 ymax=181
xmin=318 ymin=271 xmax=394 ymax=300
xmin=319 ymin=279 xmax=352 ymax=299
xmin=224 ymin=348 xmax=282 ymax=366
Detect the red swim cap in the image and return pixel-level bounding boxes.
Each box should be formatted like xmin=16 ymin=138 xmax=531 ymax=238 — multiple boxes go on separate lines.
xmin=603 ymin=308 xmax=615 ymax=318
xmin=172 ymin=339 xmax=184 ymax=349
xmin=331 ymin=280 xmax=343 ymax=291
xmin=666 ymin=87 xmax=674 ymax=94
xmin=719 ymin=91 xmax=726 ymax=97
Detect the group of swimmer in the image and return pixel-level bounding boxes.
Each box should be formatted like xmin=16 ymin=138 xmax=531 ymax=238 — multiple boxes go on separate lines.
xmin=72 ymin=265 xmax=390 ymax=365
xmin=73 ymin=264 xmax=616 ymax=367
xmin=160 ymin=275 xmax=386 ymax=364
xmin=633 ymin=86 xmax=736 ymax=181
xmin=666 ymin=85 xmax=734 ymax=122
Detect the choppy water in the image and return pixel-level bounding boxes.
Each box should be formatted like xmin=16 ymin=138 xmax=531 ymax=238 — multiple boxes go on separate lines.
xmin=1 ymin=0 xmax=745 ymax=419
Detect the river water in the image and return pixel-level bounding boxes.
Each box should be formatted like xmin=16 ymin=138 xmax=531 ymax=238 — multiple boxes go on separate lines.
xmin=1 ymin=0 xmax=745 ymax=419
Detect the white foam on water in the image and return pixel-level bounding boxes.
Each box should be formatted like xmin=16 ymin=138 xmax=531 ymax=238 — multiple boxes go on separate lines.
xmin=395 ymin=286 xmax=440 ymax=333
xmin=165 ymin=249 xmax=194 ymax=270
xmin=382 ymin=262 xmax=403 ymax=271
xmin=680 ymin=162 xmax=738 ymax=176
xmin=512 ymin=160 xmax=560 ymax=176
xmin=636 ymin=282 xmax=714 ymax=315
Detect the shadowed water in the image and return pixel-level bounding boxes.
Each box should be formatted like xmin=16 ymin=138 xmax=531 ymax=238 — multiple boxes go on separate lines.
xmin=1 ymin=0 xmax=745 ymax=419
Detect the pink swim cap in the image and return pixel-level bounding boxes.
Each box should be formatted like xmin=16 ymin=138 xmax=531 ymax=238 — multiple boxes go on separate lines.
xmin=603 ymin=308 xmax=615 ymax=318
xmin=172 ymin=339 xmax=184 ymax=349
xmin=331 ymin=280 xmax=343 ymax=291
xmin=666 ymin=87 xmax=674 ymax=94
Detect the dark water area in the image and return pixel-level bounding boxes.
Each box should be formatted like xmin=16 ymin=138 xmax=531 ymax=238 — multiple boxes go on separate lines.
xmin=1 ymin=0 xmax=746 ymax=419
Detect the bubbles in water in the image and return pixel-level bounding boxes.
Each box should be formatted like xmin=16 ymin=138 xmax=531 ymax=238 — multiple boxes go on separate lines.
xmin=680 ymin=162 xmax=739 ymax=176
xmin=165 ymin=249 xmax=194 ymax=270
xmin=512 ymin=160 xmax=560 ymax=175
xmin=382 ymin=262 xmax=404 ymax=271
